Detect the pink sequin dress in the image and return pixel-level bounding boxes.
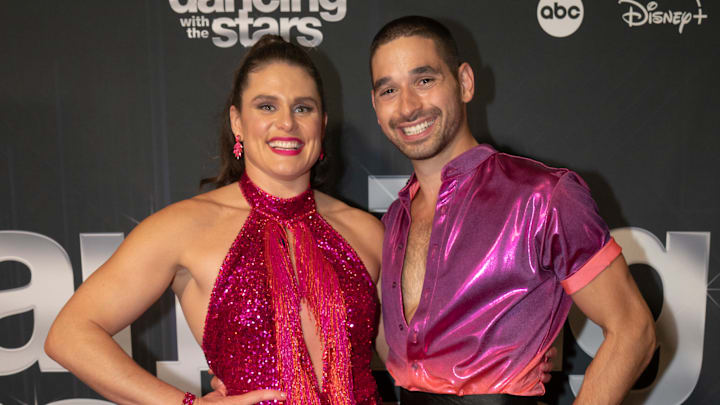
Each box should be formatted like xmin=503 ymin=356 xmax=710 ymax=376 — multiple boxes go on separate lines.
xmin=202 ymin=174 xmax=380 ymax=405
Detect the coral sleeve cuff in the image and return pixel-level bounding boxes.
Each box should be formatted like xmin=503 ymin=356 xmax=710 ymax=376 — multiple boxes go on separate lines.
xmin=561 ymin=237 xmax=622 ymax=295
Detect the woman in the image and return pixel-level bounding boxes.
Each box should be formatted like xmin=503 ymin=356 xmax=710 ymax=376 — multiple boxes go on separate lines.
xmin=45 ymin=35 xmax=384 ymax=405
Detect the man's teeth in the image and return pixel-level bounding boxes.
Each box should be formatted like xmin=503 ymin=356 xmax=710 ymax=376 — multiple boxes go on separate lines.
xmin=268 ymin=140 xmax=302 ymax=150
xmin=402 ymin=119 xmax=435 ymax=136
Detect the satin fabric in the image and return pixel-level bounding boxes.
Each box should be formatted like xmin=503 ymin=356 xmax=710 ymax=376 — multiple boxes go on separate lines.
xmin=381 ymin=144 xmax=620 ymax=396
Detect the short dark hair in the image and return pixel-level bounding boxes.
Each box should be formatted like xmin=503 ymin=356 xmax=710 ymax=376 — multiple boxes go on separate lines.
xmin=201 ymin=35 xmax=329 ymax=189
xmin=370 ymin=16 xmax=461 ymax=81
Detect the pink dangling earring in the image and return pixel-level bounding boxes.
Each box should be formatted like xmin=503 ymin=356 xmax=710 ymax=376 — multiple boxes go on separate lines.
xmin=319 ymin=149 xmax=325 ymax=161
xmin=233 ymin=135 xmax=243 ymax=159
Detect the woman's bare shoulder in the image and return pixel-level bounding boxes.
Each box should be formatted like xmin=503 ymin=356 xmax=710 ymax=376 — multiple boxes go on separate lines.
xmin=314 ymin=191 xmax=384 ymax=281
xmin=314 ymin=191 xmax=383 ymax=232
xmin=137 ymin=182 xmax=248 ymax=237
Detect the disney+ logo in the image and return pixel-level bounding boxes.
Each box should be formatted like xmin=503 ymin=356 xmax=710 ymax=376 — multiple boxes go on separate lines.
xmin=619 ymin=0 xmax=708 ymax=34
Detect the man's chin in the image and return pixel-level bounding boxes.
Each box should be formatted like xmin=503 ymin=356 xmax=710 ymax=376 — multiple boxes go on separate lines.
xmin=395 ymin=144 xmax=443 ymax=161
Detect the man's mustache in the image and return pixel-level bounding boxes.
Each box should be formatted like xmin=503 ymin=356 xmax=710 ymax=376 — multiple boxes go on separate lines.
xmin=390 ymin=107 xmax=442 ymax=129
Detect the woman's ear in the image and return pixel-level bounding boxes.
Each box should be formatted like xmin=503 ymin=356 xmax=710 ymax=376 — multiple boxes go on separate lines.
xmin=322 ymin=112 xmax=328 ymax=138
xmin=229 ymin=105 xmax=243 ymax=140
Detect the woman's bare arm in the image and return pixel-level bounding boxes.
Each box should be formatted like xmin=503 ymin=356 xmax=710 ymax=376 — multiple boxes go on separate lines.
xmin=45 ymin=200 xmax=285 ymax=404
xmin=46 ymin=202 xmax=199 ymax=403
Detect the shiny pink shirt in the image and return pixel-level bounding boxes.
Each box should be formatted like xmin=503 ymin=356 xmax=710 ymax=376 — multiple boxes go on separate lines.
xmin=381 ymin=145 xmax=621 ymax=396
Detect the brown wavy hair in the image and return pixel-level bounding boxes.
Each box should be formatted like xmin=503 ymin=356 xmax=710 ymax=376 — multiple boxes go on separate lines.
xmin=201 ymin=35 xmax=328 ymax=189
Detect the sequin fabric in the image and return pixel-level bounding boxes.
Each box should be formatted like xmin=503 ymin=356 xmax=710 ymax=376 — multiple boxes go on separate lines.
xmin=202 ymin=173 xmax=380 ymax=405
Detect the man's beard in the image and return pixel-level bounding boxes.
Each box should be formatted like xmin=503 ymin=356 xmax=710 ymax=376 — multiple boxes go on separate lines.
xmin=389 ymin=104 xmax=462 ymax=161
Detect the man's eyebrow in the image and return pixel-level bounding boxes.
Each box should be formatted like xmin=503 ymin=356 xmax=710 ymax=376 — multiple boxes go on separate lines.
xmin=373 ymin=76 xmax=390 ymax=90
xmin=373 ymin=65 xmax=441 ymax=90
xmin=410 ymin=65 xmax=440 ymax=75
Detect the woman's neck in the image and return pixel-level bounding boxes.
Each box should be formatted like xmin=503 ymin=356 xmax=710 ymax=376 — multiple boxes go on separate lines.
xmin=243 ymin=166 xmax=311 ymax=198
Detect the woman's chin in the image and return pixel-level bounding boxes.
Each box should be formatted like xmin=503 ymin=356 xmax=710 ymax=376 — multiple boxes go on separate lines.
xmin=247 ymin=164 xmax=312 ymax=185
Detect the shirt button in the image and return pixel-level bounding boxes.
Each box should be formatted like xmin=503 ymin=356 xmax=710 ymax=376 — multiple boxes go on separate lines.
xmin=411 ymin=362 xmax=418 ymax=371
xmin=399 ymin=324 xmax=404 ymax=331
xmin=392 ymin=281 xmax=397 ymax=289
xmin=397 ymin=243 xmax=404 ymax=251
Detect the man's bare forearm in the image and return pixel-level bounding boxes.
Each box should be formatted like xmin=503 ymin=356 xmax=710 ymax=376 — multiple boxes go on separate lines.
xmin=573 ymin=320 xmax=656 ymax=404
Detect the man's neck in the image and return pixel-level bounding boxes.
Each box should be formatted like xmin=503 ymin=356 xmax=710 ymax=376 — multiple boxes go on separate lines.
xmin=411 ymin=128 xmax=478 ymax=205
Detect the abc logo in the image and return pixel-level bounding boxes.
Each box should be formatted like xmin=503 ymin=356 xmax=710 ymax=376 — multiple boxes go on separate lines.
xmin=537 ymin=0 xmax=584 ymax=38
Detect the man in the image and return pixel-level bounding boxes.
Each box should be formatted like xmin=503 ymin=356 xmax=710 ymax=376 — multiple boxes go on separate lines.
xmin=370 ymin=16 xmax=656 ymax=405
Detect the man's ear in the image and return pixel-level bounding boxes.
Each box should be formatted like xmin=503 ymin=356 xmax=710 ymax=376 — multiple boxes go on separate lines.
xmin=457 ymin=62 xmax=475 ymax=103
xmin=229 ymin=105 xmax=243 ymax=141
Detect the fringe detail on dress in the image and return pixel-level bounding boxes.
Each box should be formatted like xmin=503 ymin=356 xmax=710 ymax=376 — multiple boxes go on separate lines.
xmin=264 ymin=219 xmax=354 ymax=405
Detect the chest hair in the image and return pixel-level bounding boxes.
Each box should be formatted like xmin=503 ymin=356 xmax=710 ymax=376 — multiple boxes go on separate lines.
xmin=401 ymin=211 xmax=433 ymax=323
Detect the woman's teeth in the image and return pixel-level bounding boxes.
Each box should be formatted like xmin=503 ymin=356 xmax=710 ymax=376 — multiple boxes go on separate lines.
xmin=268 ymin=140 xmax=302 ymax=150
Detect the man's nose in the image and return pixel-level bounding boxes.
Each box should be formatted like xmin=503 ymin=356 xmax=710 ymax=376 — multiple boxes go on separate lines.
xmin=399 ymin=88 xmax=422 ymax=120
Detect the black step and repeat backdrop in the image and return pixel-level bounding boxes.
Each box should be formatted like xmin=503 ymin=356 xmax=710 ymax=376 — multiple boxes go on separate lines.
xmin=1 ymin=1 xmax=718 ymax=404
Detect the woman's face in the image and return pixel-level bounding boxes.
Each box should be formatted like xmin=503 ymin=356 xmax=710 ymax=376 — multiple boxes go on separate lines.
xmin=231 ymin=62 xmax=325 ymax=186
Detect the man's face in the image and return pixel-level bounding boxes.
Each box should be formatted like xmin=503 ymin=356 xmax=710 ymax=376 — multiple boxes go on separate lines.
xmin=371 ymin=36 xmax=466 ymax=161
